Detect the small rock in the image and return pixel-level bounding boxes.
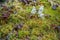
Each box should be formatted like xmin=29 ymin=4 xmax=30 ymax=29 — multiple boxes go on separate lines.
xmin=52 ymin=5 xmax=57 ymax=10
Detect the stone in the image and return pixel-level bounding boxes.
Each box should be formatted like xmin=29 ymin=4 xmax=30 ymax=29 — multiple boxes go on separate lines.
xmin=52 ymin=4 xmax=58 ymax=10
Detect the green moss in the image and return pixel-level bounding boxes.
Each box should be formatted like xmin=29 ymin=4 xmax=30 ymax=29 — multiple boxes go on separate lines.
xmin=0 ymin=0 xmax=60 ymax=40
